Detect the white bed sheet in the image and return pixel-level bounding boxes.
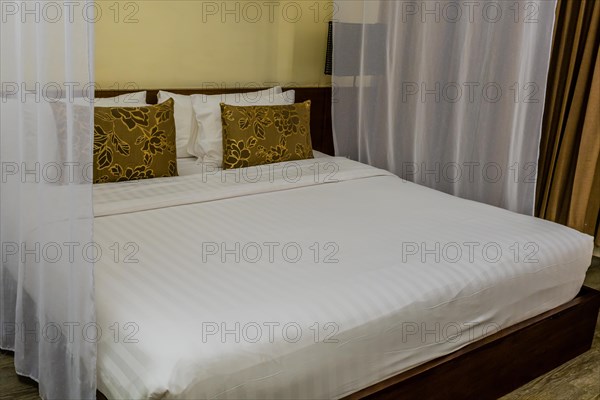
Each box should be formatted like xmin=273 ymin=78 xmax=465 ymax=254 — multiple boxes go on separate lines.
xmin=176 ymin=150 xmax=331 ymax=177
xmin=93 ymin=157 xmax=593 ymax=399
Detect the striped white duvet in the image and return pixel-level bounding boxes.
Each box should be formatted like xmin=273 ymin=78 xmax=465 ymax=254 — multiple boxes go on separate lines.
xmin=94 ymin=157 xmax=593 ymax=399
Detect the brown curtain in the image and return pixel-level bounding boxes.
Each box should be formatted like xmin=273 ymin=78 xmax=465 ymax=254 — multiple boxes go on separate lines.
xmin=536 ymin=0 xmax=600 ymax=246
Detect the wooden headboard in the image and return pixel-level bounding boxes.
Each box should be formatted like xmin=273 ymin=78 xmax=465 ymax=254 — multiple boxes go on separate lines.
xmin=96 ymin=87 xmax=335 ymax=156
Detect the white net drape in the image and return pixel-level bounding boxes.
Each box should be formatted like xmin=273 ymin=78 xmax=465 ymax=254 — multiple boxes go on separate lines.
xmin=1 ymin=1 xmax=96 ymax=398
xmin=332 ymin=0 xmax=557 ymax=215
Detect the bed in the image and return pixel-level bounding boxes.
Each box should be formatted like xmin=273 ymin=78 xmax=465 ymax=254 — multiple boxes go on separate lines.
xmin=93 ymin=88 xmax=599 ymax=400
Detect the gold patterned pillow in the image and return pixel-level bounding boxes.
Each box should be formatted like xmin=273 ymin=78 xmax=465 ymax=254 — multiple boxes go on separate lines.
xmin=220 ymin=101 xmax=314 ymax=169
xmin=93 ymin=98 xmax=178 ymax=183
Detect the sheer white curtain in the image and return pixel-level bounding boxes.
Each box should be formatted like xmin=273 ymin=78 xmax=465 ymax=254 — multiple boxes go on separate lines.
xmin=332 ymin=0 xmax=556 ymax=214
xmin=1 ymin=1 xmax=96 ymax=398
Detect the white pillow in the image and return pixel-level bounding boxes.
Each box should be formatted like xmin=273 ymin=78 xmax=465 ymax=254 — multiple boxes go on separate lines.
xmin=157 ymin=91 xmax=196 ymax=158
xmin=189 ymin=87 xmax=295 ymax=164
xmin=93 ymin=91 xmax=147 ymax=107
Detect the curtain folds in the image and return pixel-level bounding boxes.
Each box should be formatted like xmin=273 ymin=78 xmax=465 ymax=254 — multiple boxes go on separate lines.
xmin=535 ymin=0 xmax=600 ymax=246
xmin=0 ymin=2 xmax=96 ymax=398
xmin=332 ymin=0 xmax=557 ymax=215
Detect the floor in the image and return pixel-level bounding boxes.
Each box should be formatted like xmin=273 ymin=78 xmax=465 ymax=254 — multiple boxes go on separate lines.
xmin=0 ymin=353 xmax=38 ymax=400
xmin=1 ymin=258 xmax=599 ymax=400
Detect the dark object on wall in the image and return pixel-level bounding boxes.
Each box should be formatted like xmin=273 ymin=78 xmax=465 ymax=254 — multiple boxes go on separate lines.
xmin=325 ymin=21 xmax=334 ymax=75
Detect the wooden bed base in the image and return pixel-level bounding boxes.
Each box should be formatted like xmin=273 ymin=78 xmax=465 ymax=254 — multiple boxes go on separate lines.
xmin=97 ymin=286 xmax=600 ymax=400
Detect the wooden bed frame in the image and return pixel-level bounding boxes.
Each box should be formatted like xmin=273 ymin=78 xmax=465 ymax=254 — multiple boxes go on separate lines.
xmin=345 ymin=286 xmax=600 ymax=399
xmin=95 ymin=88 xmax=600 ymax=399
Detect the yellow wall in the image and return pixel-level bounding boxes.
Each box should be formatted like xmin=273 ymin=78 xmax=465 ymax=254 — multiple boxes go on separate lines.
xmin=95 ymin=0 xmax=333 ymax=89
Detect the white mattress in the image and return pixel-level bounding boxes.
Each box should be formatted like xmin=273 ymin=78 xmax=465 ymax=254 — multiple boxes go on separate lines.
xmin=93 ymin=157 xmax=593 ymax=399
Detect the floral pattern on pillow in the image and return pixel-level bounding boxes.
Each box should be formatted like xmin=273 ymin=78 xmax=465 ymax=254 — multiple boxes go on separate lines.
xmin=93 ymin=98 xmax=177 ymax=183
xmin=221 ymin=101 xmax=313 ymax=169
